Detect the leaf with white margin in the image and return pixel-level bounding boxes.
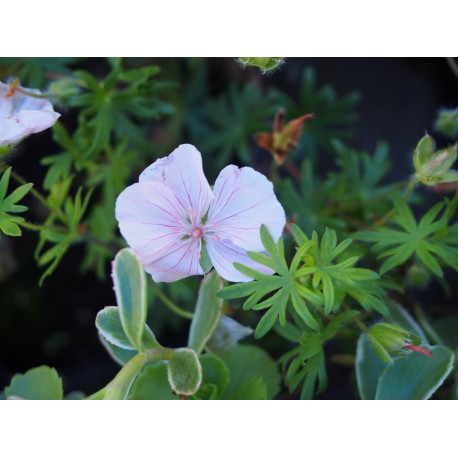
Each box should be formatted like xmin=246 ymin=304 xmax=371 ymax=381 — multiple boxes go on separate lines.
xmin=375 ymin=345 xmax=455 ymax=400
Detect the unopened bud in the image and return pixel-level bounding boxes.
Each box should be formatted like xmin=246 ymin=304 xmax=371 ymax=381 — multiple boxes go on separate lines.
xmin=368 ymin=322 xmax=430 ymax=364
xmin=48 ymin=78 xmax=79 ymax=104
xmin=406 ymin=263 xmax=431 ymax=289
xmin=238 ymin=57 xmax=285 ymax=74
xmin=435 ymin=109 xmax=458 ymax=138
xmin=413 ymin=134 xmax=458 ymax=186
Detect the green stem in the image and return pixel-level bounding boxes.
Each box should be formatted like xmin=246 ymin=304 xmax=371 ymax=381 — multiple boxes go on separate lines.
xmin=16 ymin=87 xmax=54 ymax=99
xmin=17 ymin=220 xmax=67 ymax=233
xmin=343 ymin=303 xmax=369 ymax=333
xmin=102 ymin=353 xmax=147 ymax=400
xmin=146 ymin=347 xmax=174 ymax=361
xmin=81 ymin=233 xmax=122 ymax=254
xmin=375 ymin=178 xmax=417 ymax=227
xmin=150 ymin=282 xmax=194 ymax=320
xmin=87 ymin=347 xmax=174 ymax=400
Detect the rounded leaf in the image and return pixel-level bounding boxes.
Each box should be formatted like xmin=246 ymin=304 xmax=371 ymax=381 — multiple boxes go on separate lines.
xmin=167 ymin=348 xmax=202 ymax=396
xmin=5 ymin=366 xmax=63 ymax=400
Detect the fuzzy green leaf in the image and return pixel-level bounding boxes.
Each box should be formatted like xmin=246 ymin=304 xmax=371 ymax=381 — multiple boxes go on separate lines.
xmin=113 ymin=248 xmax=148 ymax=351
xmin=188 ymin=271 xmax=224 ymax=354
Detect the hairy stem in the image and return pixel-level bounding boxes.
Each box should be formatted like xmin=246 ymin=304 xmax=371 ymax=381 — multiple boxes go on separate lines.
xmin=343 ymin=303 xmax=369 ymax=333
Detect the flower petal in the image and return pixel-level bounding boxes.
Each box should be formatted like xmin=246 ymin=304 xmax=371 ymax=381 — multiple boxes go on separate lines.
xmin=143 ymin=237 xmax=204 ymax=282
xmin=207 ymin=165 xmax=286 ymax=251
xmin=206 ymin=237 xmax=274 ymax=282
xmin=0 ymin=81 xmax=60 ymax=146
xmin=140 ymin=144 xmax=213 ymax=221
xmin=14 ymin=109 xmax=60 ymax=139
xmin=0 ymin=116 xmax=27 ymax=146
xmin=116 ymin=181 xmax=186 ymax=263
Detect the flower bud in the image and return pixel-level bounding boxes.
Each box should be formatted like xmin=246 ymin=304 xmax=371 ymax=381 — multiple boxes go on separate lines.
xmin=435 ymin=109 xmax=458 ymax=138
xmin=367 ymin=322 xmax=430 ymax=364
xmin=255 ymin=109 xmax=314 ymax=164
xmin=405 ymin=263 xmax=431 ymax=289
xmin=413 ymin=134 xmax=458 ymax=186
xmin=48 ymin=78 xmax=79 ymax=104
xmin=238 ymin=57 xmax=285 ymax=74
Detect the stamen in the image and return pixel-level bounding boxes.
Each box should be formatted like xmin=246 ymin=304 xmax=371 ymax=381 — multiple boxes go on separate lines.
xmin=6 ymin=79 xmax=20 ymax=97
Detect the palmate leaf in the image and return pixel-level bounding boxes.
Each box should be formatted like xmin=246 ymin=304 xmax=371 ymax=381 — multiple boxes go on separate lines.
xmin=0 ymin=167 xmax=33 ymax=237
xmin=278 ymin=309 xmax=359 ymax=399
xmin=198 ymin=83 xmax=281 ymax=167
xmin=294 ymin=226 xmax=387 ymax=315
xmin=355 ymin=195 xmax=458 ymax=277
xmin=327 ymin=141 xmax=393 ymax=222
xmin=0 ymin=57 xmax=78 ymax=88
xmin=218 ymin=225 xmax=322 ymax=338
xmin=218 ymin=225 xmax=383 ymax=338
xmin=276 ymin=67 xmax=360 ymax=157
xmin=35 ymin=186 xmax=93 ymax=284
xmin=67 ymin=59 xmax=174 ymax=157
xmin=277 ymin=160 xmax=347 ymax=236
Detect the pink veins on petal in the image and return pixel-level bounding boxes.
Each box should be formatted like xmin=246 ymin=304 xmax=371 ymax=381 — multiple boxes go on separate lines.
xmin=115 ymin=144 xmax=286 ymax=282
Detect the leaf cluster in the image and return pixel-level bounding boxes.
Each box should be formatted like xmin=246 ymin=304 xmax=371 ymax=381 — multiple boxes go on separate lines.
xmin=277 ymin=310 xmax=359 ymax=399
xmin=356 ymin=194 xmax=458 ymax=277
xmin=218 ymin=225 xmax=386 ymax=339
xmin=0 ymin=167 xmax=33 ymax=236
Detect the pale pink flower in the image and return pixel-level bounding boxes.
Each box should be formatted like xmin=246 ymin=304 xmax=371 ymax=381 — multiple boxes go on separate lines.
xmin=0 ymin=80 xmax=60 ymax=147
xmin=115 ymin=144 xmax=286 ymax=282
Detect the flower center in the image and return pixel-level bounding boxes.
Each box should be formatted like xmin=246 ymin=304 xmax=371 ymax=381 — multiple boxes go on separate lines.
xmin=191 ymin=227 xmax=203 ymax=238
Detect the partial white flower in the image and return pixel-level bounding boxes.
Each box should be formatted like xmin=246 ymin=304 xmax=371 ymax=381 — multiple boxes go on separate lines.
xmin=0 ymin=80 xmax=60 ymax=147
xmin=115 ymin=144 xmax=286 ymax=282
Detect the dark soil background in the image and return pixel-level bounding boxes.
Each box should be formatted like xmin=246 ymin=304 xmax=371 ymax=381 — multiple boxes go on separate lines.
xmin=1 ymin=58 xmax=457 ymax=398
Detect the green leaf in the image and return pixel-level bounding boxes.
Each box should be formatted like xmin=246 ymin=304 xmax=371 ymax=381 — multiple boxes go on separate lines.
xmin=5 ymin=366 xmax=63 ymax=400
xmin=199 ymin=239 xmax=213 ymax=273
xmin=167 ymin=348 xmax=202 ymax=396
xmin=95 ymin=306 xmax=159 ymax=350
xmin=199 ymin=354 xmax=230 ymax=396
xmin=219 ymin=344 xmax=280 ymax=400
xmin=385 ymin=300 xmax=428 ymax=342
xmin=375 ymin=345 xmax=455 ymax=400
xmin=414 ymin=134 xmax=434 ymax=171
xmin=192 ymin=384 xmax=219 ymax=400
xmin=355 ymin=197 xmax=458 ymax=277
xmin=230 ymin=376 xmax=267 ymax=400
xmin=112 ymin=248 xmax=148 ymax=351
xmin=355 ymin=334 xmax=388 ymax=400
xmin=0 ymin=167 xmax=33 ymax=237
xmin=188 ymin=271 xmax=223 ymax=354
xmin=98 ymin=333 xmax=138 ymax=366
xmin=129 ymin=363 xmax=179 ymax=400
